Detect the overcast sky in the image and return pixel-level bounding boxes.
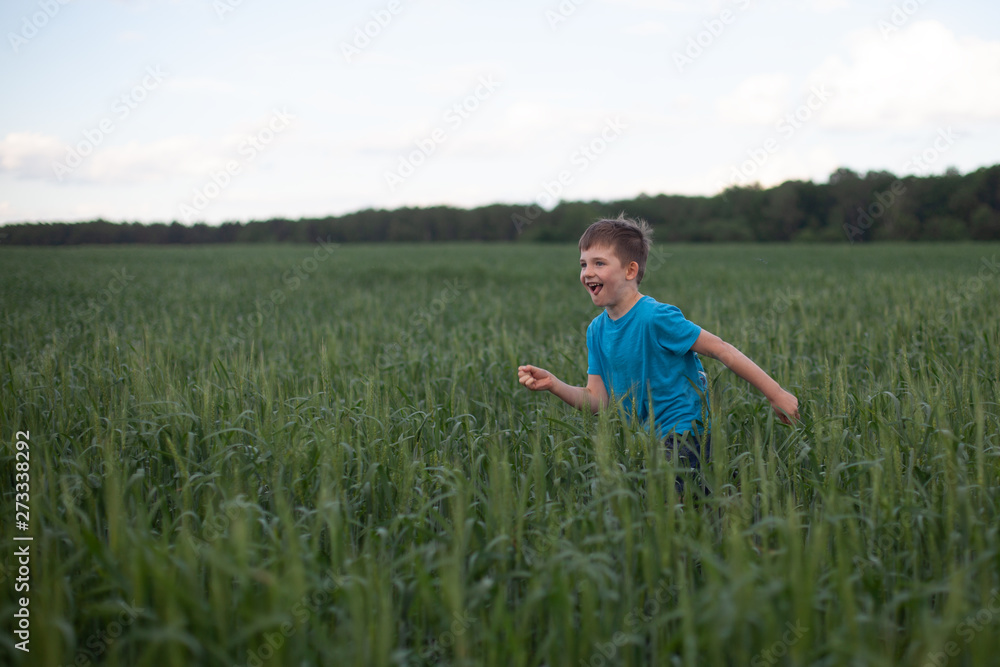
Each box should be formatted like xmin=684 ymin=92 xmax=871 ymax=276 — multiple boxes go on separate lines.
xmin=1 ymin=0 xmax=998 ymax=225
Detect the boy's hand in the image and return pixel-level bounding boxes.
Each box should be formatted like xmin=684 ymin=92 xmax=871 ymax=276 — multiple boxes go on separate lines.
xmin=518 ymin=365 xmax=556 ymax=392
xmin=769 ymin=389 xmax=800 ymax=424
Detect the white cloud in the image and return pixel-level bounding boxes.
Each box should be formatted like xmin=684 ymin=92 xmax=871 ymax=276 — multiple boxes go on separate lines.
xmin=0 ymin=133 xmax=65 ymax=179
xmin=808 ymin=20 xmax=1000 ymax=128
xmin=0 ymin=108 xmax=298 ymax=186
xmin=84 ymin=135 xmax=223 ymax=184
xmin=715 ymin=74 xmax=791 ymax=125
xmin=703 ymin=145 xmax=841 ymax=193
xmin=1 ymin=132 xmax=247 ymax=185
xmin=755 ymin=146 xmax=841 ymax=187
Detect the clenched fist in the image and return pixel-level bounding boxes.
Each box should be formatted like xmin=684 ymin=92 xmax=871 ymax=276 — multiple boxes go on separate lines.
xmin=518 ymin=365 xmax=555 ymax=392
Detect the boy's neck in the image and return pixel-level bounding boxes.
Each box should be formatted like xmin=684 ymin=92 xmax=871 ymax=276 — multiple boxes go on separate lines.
xmin=606 ymin=290 xmax=643 ymax=321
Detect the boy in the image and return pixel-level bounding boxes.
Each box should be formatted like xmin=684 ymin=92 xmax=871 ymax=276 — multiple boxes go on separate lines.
xmin=517 ymin=215 xmax=798 ymax=486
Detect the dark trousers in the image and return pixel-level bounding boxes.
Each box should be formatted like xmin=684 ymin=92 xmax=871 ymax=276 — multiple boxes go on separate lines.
xmin=664 ymin=432 xmax=711 ymax=497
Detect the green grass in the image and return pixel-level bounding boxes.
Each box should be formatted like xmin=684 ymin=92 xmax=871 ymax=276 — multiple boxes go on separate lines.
xmin=2 ymin=242 xmax=999 ymax=667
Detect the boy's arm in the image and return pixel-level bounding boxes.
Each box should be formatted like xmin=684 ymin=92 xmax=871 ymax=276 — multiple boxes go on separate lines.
xmin=517 ymin=365 xmax=609 ymax=414
xmin=690 ymin=330 xmax=800 ymax=424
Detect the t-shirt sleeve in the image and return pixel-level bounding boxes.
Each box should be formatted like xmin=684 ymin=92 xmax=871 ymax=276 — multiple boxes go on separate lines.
xmin=652 ymin=304 xmax=701 ymax=355
xmin=586 ymin=320 xmax=603 ymax=376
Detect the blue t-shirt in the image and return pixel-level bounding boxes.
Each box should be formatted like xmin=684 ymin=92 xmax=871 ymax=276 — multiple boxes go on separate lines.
xmin=586 ymin=295 xmax=709 ymax=438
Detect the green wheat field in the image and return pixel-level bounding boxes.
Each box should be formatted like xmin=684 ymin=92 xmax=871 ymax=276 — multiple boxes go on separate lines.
xmin=2 ymin=242 xmax=999 ymax=667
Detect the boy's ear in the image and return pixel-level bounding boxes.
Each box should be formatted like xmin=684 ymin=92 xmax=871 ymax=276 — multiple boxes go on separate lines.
xmin=626 ymin=261 xmax=639 ymax=281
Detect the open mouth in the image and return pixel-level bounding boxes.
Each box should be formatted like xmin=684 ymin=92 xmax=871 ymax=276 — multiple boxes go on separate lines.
xmin=586 ymin=282 xmax=603 ymax=296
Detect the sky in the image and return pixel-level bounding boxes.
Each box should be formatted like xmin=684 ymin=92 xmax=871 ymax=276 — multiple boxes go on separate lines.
xmin=1 ymin=0 xmax=998 ymax=225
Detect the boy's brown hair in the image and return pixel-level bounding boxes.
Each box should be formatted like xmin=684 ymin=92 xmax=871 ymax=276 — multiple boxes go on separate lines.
xmin=578 ymin=213 xmax=654 ymax=285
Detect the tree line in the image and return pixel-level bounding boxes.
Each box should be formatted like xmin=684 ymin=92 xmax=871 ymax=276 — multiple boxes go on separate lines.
xmin=3 ymin=165 xmax=998 ymax=245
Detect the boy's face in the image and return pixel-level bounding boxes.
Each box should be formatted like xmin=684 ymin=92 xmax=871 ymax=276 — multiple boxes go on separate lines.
xmin=579 ymin=244 xmax=639 ymax=310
